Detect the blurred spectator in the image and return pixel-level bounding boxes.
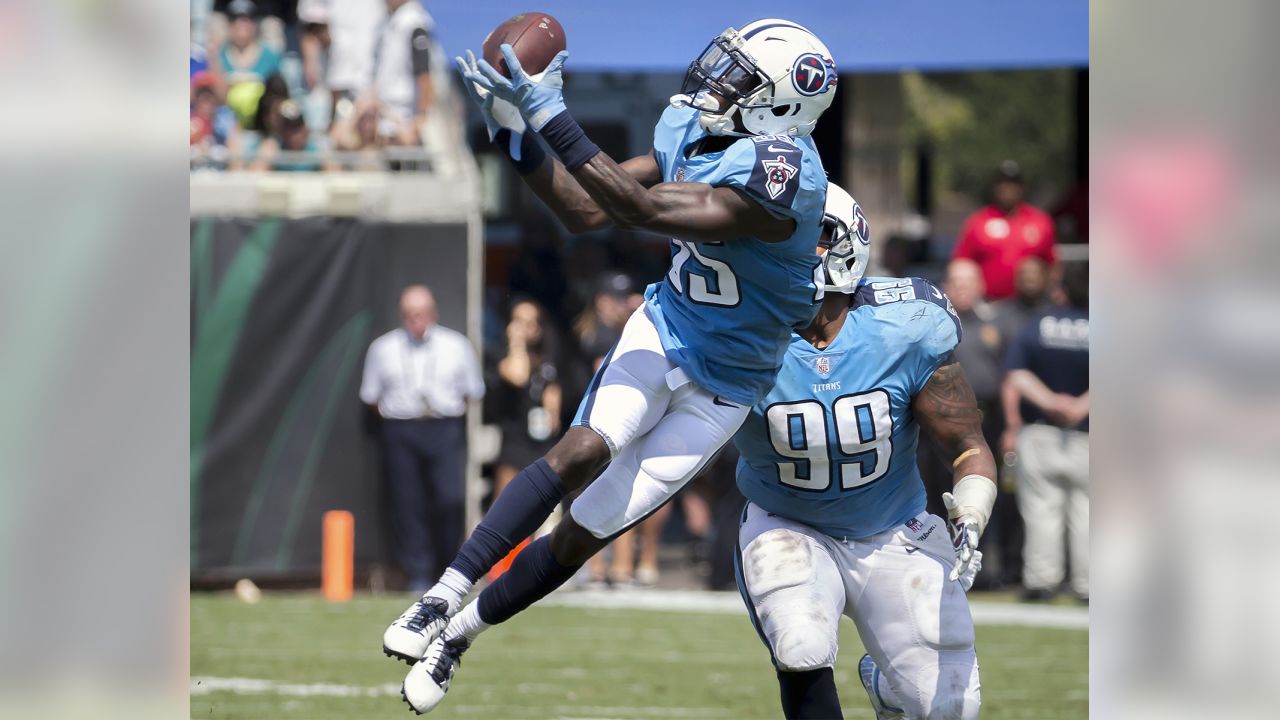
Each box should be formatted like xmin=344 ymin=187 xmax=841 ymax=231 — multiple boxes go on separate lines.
xmin=217 ymin=1 xmax=284 ymax=128
xmin=249 ymin=100 xmax=338 ymax=172
xmin=360 ymin=285 xmax=485 ymax=592
xmin=217 ymin=1 xmax=282 ymax=86
xmin=944 ymin=260 xmax=1003 ymax=412
xmin=492 ymin=299 xmax=563 ymax=498
xmin=482 ymin=298 xmax=564 ymax=581
xmin=372 ymin=0 xmax=440 ymax=145
xmin=299 ymin=0 xmax=386 ymax=123
xmin=952 ymin=160 xmax=1057 ymax=299
xmin=574 ymin=272 xmax=636 ymax=370
xmin=190 ymin=72 xmax=244 ymax=170
xmin=251 ymin=74 xmax=291 ymax=136
xmin=208 ymin=0 xmax=288 ymax=54
xmin=329 ymin=97 xmax=396 ymax=170
xmin=297 ymin=0 xmax=332 ymax=92
xmin=992 ymin=256 xmax=1054 ymax=353
xmin=1003 ymin=262 xmax=1090 ymax=603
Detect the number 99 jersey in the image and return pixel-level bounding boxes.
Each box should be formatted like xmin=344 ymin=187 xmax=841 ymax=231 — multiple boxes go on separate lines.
xmin=643 ymin=104 xmax=827 ymax=407
xmin=732 ymin=278 xmax=962 ymax=540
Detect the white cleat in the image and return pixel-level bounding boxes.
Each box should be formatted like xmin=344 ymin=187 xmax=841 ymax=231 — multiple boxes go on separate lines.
xmin=383 ymin=596 xmax=452 ymax=665
xmin=859 ymin=653 xmax=906 ymax=720
xmin=402 ymin=636 xmax=469 ymax=714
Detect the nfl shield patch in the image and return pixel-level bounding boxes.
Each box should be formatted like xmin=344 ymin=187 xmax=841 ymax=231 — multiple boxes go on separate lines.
xmin=815 ymin=356 xmax=831 ymax=376
xmin=906 ymin=517 xmax=924 ymax=533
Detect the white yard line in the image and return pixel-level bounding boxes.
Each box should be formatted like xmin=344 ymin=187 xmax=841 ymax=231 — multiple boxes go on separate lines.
xmin=190 ymin=678 xmax=736 ymax=717
xmin=190 ymin=676 xmax=401 ymax=697
xmin=542 ymin=589 xmax=1088 ymax=630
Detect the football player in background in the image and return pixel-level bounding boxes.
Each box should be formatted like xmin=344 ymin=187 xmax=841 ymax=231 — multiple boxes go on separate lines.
xmin=733 ymin=185 xmax=994 ymax=719
xmin=382 ymin=19 xmax=840 ymax=713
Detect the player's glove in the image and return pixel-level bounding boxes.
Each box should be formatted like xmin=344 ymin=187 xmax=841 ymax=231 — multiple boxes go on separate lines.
xmin=473 ymin=44 xmax=569 ymax=131
xmin=941 ymin=474 xmax=996 ymax=585
xmin=943 ymin=492 xmax=982 ymax=584
xmin=455 ymin=49 xmax=528 ymax=160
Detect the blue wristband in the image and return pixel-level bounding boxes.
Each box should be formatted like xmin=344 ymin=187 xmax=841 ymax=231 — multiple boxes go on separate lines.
xmin=538 ymin=110 xmax=600 ymax=172
xmin=494 ymin=129 xmax=547 ymax=176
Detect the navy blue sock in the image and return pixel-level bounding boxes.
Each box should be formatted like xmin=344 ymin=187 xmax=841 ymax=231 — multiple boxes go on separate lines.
xmin=475 ymin=536 xmax=580 ymax=625
xmin=777 ymin=668 xmax=844 ymax=720
xmin=449 ymin=459 xmax=566 ymax=582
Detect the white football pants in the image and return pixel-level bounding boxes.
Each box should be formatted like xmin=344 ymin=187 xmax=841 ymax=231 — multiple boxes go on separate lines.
xmin=737 ymin=502 xmax=981 ymax=720
xmin=1017 ymin=423 xmax=1090 ymax=595
xmin=570 ymin=304 xmax=750 ymax=538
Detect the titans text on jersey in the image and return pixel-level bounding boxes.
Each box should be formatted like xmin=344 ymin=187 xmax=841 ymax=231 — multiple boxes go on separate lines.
xmin=643 ymin=104 xmax=828 ymax=407
xmin=733 ymin=277 xmax=962 ymax=538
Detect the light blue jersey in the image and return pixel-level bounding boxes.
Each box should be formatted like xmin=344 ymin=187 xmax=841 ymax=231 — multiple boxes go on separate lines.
xmin=643 ymin=104 xmax=826 ymax=406
xmin=733 ymin=277 xmax=962 ymax=539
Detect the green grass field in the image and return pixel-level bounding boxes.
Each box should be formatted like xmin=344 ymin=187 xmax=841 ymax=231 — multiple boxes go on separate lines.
xmin=191 ymin=592 xmax=1086 ymax=719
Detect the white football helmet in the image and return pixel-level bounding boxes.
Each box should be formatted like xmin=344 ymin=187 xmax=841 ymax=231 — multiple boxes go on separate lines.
xmin=673 ymin=19 xmax=838 ymax=137
xmin=819 ymin=183 xmax=871 ymax=294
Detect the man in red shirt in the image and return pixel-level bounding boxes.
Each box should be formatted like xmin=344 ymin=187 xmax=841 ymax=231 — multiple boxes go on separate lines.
xmin=952 ymin=161 xmax=1057 ymax=299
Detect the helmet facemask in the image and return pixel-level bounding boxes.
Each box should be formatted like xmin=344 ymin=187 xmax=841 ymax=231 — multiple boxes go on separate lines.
xmin=672 ymin=28 xmax=772 ymax=136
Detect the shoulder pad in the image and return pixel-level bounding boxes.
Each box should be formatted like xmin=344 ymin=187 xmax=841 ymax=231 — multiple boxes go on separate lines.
xmin=854 ymin=277 xmax=962 ymax=343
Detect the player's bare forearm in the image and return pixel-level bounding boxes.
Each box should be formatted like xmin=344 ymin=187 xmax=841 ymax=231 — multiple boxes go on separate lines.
xmin=524 ymin=151 xmax=660 ymax=234
xmin=913 ymin=360 xmax=997 ymax=483
xmin=572 ymin=151 xmax=793 ymax=243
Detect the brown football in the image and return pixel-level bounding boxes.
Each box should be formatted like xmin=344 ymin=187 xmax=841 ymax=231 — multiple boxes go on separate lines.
xmin=482 ymin=12 xmax=566 ymax=78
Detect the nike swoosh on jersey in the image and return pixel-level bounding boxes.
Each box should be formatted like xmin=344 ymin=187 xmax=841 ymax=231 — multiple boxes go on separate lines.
xmin=713 ymin=395 xmax=739 ymax=408
xmin=766 ymin=145 xmax=794 ymax=153
xmin=904 ymin=546 xmax=920 ymax=554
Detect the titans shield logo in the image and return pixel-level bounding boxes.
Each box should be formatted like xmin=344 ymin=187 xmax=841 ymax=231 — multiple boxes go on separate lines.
xmin=761 ymin=155 xmax=799 ymax=200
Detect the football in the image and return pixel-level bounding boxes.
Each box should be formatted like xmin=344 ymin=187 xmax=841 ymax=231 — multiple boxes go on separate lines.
xmin=482 ymin=11 xmax=566 ymax=78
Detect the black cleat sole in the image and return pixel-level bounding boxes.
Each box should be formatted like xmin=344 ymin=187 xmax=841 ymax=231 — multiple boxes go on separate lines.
xmin=383 ymin=645 xmax=419 ymax=666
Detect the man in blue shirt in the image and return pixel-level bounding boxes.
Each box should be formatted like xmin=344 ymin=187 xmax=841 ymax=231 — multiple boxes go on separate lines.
xmin=383 ymin=19 xmax=843 ymax=713
xmin=1004 ymin=262 xmax=1089 ymax=602
xmin=734 ymin=184 xmax=995 ymax=719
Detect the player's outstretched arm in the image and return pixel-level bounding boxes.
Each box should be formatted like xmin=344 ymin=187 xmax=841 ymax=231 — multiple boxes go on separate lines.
xmin=571 ymin=154 xmax=794 ymax=243
xmin=456 ymin=48 xmax=662 ymax=234
xmin=913 ymin=358 xmax=998 ymax=582
xmin=465 ymin=44 xmax=794 ymax=243
xmin=522 ymin=151 xmax=663 ymax=234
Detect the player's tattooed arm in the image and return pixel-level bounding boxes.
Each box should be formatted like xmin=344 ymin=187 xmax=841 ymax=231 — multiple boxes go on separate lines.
xmin=572 ymin=151 xmax=795 ymax=243
xmin=524 ymin=151 xmax=662 ymax=234
xmin=913 ymin=359 xmax=997 ymax=482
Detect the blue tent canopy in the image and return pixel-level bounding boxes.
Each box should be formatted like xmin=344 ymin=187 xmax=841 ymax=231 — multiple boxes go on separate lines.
xmin=425 ymin=1 xmax=1088 ymax=73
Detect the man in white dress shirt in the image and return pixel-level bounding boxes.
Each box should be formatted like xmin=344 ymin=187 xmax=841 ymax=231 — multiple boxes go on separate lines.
xmin=361 ymin=285 xmax=485 ymax=592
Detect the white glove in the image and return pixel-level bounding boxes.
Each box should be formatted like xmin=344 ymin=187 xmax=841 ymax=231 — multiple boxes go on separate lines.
xmin=943 ymin=491 xmax=982 ymax=584
xmin=455 ymin=50 xmax=528 ymax=160
xmin=956 ymin=549 xmax=983 ymax=592
xmin=941 ymin=475 xmax=996 ymax=584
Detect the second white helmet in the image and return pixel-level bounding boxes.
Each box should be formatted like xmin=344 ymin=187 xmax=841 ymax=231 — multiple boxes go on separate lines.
xmin=675 ymin=19 xmax=838 ymax=137
xmin=819 ymin=182 xmax=871 ymax=294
